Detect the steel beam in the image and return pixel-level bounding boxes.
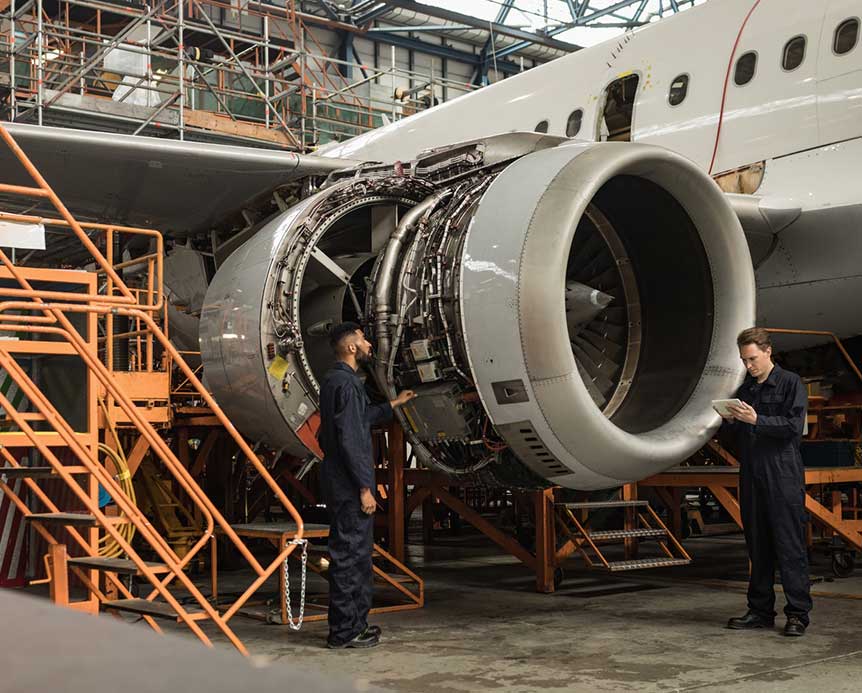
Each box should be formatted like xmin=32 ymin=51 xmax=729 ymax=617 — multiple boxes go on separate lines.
xmin=368 ymin=0 xmax=582 ymax=52
xmin=495 ymin=0 xmax=644 ymax=59
xmin=367 ymin=30 xmax=522 ymax=75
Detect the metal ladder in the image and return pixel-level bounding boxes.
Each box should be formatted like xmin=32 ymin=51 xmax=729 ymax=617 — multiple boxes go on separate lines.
xmin=0 ymin=122 xmax=306 ymax=655
xmin=556 ymin=496 xmax=691 ymax=572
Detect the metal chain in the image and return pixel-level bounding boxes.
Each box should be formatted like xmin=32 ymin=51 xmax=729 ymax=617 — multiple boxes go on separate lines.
xmin=282 ymin=538 xmax=308 ymax=630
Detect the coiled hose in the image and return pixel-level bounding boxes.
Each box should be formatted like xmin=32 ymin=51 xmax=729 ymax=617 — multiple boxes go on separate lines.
xmin=97 ymin=398 xmax=137 ymax=558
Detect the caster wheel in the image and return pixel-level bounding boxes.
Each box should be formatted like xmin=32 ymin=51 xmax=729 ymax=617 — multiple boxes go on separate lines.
xmin=832 ymin=550 xmax=856 ymax=578
xmin=553 ymin=567 xmax=564 ymax=589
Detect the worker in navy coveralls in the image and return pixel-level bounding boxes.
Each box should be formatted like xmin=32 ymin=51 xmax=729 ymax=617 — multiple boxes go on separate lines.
xmin=318 ymin=322 xmax=415 ymax=649
xmin=721 ymin=327 xmax=812 ymax=637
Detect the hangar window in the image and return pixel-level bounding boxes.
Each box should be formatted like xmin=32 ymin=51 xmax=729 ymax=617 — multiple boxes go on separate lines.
xmin=565 ymin=109 xmax=583 ymax=137
xmin=834 ymin=18 xmax=860 ymax=55
xmin=733 ymin=51 xmax=757 ymax=86
xmin=668 ymin=74 xmax=689 ymax=106
xmin=782 ymin=35 xmax=806 ymax=71
xmin=534 ymin=119 xmax=549 ymax=134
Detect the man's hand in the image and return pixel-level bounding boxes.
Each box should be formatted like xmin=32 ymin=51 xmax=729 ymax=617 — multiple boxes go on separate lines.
xmin=360 ymin=487 xmax=377 ymax=515
xmin=728 ymin=401 xmax=757 ymax=425
xmin=391 ymin=390 xmax=416 ymax=408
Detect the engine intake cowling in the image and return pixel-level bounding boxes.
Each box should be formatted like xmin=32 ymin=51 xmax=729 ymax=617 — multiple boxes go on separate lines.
xmin=200 ymin=135 xmax=754 ymax=490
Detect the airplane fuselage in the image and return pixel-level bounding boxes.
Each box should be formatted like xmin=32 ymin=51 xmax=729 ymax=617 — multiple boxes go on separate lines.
xmin=320 ymin=0 xmax=862 ymax=341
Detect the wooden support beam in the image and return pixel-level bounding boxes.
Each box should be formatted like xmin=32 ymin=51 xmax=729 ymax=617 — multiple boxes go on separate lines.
xmin=431 ymin=486 xmax=536 ymax=571
xmin=406 ymin=487 xmax=431 ymax=519
xmin=708 ymin=484 xmax=742 ymax=528
xmin=49 ymin=543 xmax=70 ymax=608
xmin=278 ymin=467 xmax=317 ymax=506
xmin=387 ymin=425 xmax=406 ymax=563
xmin=651 ymin=486 xmax=683 ymax=540
xmin=622 ymin=483 xmax=638 ymax=560
xmin=125 ymin=434 xmax=151 ymax=477
xmin=189 ymin=429 xmax=219 ymax=479
xmin=707 ymin=440 xmax=739 ymax=466
xmin=422 ymin=493 xmax=435 ymax=545
xmin=805 ymin=493 xmax=862 ymax=550
xmin=534 ymin=489 xmax=556 ymax=593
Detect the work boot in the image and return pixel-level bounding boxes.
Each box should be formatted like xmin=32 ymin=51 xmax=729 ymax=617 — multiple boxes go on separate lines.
xmin=327 ymin=629 xmax=380 ymax=649
xmin=726 ymin=611 xmax=775 ymax=630
xmin=784 ymin=616 xmax=807 ymax=637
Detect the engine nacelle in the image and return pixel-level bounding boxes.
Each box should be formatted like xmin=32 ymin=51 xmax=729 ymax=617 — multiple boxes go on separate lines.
xmin=200 ymin=134 xmax=755 ymax=490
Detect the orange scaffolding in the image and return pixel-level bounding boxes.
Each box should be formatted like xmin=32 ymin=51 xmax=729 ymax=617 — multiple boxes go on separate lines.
xmin=0 ymin=121 xmax=307 ymax=655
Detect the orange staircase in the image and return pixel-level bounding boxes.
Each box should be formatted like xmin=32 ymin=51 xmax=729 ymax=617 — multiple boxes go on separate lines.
xmin=0 ymin=123 xmax=306 ymax=655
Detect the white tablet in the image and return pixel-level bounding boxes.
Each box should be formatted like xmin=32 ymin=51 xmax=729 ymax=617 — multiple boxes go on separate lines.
xmin=711 ymin=398 xmax=743 ymax=417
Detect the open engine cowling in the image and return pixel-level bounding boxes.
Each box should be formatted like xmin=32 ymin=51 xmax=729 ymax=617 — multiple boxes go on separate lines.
xmin=200 ymin=134 xmax=755 ymax=490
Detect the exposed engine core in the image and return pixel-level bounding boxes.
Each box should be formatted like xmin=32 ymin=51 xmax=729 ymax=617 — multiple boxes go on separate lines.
xmin=200 ymin=133 xmax=755 ymax=490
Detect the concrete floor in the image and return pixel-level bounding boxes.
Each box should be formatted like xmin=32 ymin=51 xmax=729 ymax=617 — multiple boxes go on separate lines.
xmin=161 ymin=532 xmax=862 ymax=692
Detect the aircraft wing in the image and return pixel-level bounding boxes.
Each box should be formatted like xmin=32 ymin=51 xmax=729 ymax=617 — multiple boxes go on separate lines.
xmin=0 ymin=122 xmax=355 ymax=235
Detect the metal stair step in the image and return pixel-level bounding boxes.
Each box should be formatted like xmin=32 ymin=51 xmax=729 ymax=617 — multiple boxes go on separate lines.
xmin=559 ymin=500 xmax=649 ymax=510
xmin=68 ymin=556 xmax=171 ymax=576
xmin=605 ymin=557 xmax=690 ymax=572
xmin=102 ymin=598 xmax=206 ymax=621
xmin=589 ymin=528 xmax=668 ymax=541
xmin=25 ymin=512 xmax=98 ymax=527
xmin=0 ymin=466 xmax=55 ymax=479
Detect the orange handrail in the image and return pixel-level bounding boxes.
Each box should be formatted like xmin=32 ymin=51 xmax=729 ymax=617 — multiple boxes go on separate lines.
xmin=765 ymin=328 xmax=862 ymax=385
xmin=0 ymin=121 xmax=307 ymax=654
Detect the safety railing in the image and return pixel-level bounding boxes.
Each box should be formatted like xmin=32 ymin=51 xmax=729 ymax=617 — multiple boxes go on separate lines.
xmin=0 ymin=121 xmax=306 ymax=654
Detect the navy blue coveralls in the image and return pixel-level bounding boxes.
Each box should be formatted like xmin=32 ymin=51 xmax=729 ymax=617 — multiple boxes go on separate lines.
xmin=318 ymin=362 xmax=392 ymax=645
xmin=728 ymin=364 xmax=812 ymax=624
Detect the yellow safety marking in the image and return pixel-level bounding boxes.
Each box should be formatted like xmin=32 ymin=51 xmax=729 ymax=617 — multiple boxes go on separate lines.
xmin=267 ymin=355 xmax=289 ymax=381
xmin=401 ymin=406 xmax=419 ymax=433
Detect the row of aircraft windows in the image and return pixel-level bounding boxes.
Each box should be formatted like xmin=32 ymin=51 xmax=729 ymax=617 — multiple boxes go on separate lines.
xmin=536 ymin=17 xmax=861 ymax=136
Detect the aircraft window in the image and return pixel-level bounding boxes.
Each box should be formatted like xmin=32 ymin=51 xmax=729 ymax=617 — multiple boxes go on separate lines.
xmin=535 ymin=119 xmax=549 ymax=134
xmin=565 ymin=109 xmax=583 ymax=137
xmin=834 ymin=18 xmax=860 ymax=55
xmin=782 ymin=35 xmax=806 ymax=71
xmin=733 ymin=51 xmax=757 ymax=86
xmin=668 ymin=74 xmax=689 ymax=106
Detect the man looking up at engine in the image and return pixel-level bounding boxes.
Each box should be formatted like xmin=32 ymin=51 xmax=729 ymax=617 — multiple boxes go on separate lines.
xmin=318 ymin=322 xmax=415 ymax=649
xmin=722 ymin=327 xmax=811 ymax=637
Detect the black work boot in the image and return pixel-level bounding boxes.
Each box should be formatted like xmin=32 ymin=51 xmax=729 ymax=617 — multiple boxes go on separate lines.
xmin=727 ymin=611 xmax=775 ymax=629
xmin=327 ymin=629 xmax=380 ymax=649
xmin=784 ymin=616 xmax=807 ymax=637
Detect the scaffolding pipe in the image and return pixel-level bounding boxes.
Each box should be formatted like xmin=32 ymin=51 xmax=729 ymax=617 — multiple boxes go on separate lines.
xmin=179 ymin=0 xmax=185 ymax=140
xmin=10 ymin=0 xmax=16 ymax=118
xmin=36 ymin=0 xmax=42 ymax=125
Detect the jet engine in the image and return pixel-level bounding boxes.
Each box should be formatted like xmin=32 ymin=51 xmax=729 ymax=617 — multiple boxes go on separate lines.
xmin=200 ymin=133 xmax=755 ymax=490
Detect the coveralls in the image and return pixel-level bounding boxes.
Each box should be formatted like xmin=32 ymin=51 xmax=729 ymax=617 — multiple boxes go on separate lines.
xmin=729 ymin=364 xmax=812 ymax=624
xmin=318 ymin=362 xmax=392 ymax=645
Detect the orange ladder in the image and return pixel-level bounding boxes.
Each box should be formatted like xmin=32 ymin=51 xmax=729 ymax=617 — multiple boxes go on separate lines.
xmin=0 ymin=123 xmax=306 ymax=655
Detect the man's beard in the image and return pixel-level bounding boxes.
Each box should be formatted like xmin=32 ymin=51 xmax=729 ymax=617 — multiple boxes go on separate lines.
xmin=356 ymin=350 xmax=372 ymax=365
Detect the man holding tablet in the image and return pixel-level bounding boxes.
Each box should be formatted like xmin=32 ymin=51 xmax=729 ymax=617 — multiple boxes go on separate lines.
xmin=717 ymin=327 xmax=811 ymax=637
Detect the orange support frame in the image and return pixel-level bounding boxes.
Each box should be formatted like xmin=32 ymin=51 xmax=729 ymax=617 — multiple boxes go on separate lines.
xmin=0 ymin=122 xmax=308 ymax=655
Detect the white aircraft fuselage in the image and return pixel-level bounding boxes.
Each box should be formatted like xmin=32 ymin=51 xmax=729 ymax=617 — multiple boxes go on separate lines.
xmin=321 ymin=0 xmax=862 ymax=342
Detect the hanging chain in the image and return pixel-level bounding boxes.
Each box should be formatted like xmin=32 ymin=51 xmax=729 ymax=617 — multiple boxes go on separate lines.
xmin=282 ymin=538 xmax=308 ymax=630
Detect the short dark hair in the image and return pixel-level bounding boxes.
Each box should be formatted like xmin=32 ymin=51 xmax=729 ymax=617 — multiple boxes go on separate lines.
xmin=737 ymin=327 xmax=771 ymax=351
xmin=329 ymin=321 xmax=362 ymax=351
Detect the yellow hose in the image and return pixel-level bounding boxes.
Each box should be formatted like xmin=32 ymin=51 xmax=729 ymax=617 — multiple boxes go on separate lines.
xmin=97 ymin=442 xmax=137 ymax=558
xmin=97 ymin=398 xmax=138 ymax=558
